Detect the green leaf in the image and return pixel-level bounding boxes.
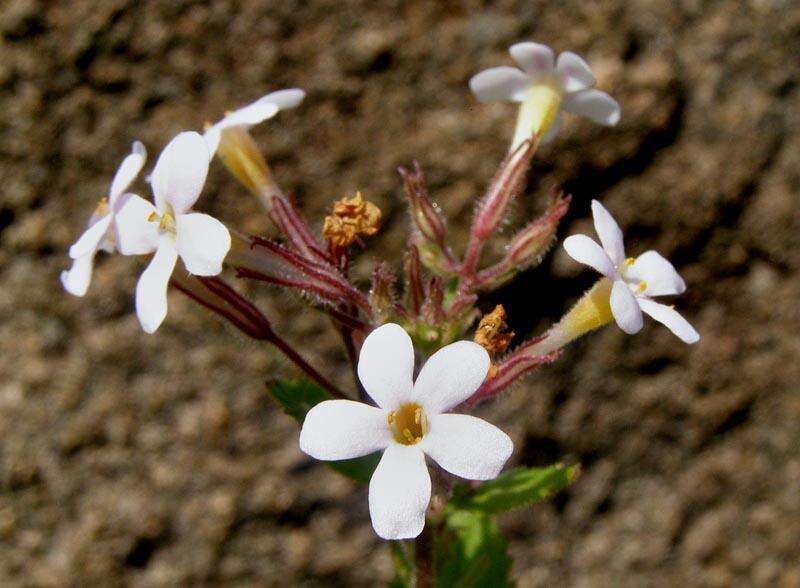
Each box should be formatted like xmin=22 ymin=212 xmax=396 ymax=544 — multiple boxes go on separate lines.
xmin=266 ymin=378 xmax=379 ymax=484
xmin=436 ymin=509 xmax=512 ymax=588
xmin=449 ymin=463 xmax=580 ymax=515
xmin=268 ymin=377 xmax=330 ymax=421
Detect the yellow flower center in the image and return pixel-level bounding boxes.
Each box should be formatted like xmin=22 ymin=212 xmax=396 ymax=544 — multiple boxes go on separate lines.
xmin=622 ymin=257 xmax=647 ymax=294
xmin=148 ymin=207 xmax=177 ymax=234
xmin=387 ymin=403 xmax=428 ymax=446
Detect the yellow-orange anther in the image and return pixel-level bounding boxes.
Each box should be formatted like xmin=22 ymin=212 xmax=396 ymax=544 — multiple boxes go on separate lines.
xmin=323 ymin=191 xmax=382 ymax=248
xmin=474 ymin=304 xmax=515 ymax=355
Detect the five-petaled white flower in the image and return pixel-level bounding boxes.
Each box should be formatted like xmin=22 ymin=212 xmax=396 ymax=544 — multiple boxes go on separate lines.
xmin=470 ymin=42 xmax=620 ymax=149
xmin=564 ymin=200 xmax=699 ymax=344
xmin=116 ymin=131 xmax=231 ymax=334
xmin=299 ymin=323 xmax=513 ymax=540
xmin=61 ymin=141 xmax=147 ymax=296
xmin=203 ymin=89 xmax=306 ymax=156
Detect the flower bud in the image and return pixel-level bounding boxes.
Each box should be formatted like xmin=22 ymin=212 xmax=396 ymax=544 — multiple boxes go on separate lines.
xmin=421 ymin=277 xmax=444 ymax=325
xmin=369 ymin=261 xmax=397 ymax=320
xmin=507 ymin=192 xmax=571 ymax=267
xmin=400 ymin=163 xmax=446 ymax=245
xmin=405 ymin=245 xmax=424 ymax=316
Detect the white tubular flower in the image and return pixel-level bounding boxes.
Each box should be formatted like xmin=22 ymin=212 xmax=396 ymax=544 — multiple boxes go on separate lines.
xmin=61 ymin=141 xmax=147 ymax=296
xmin=203 ymin=89 xmax=305 ymax=156
xmin=116 ymin=132 xmax=231 ymax=334
xmin=469 ymin=42 xmax=620 ymax=150
xmin=299 ymin=323 xmax=513 ymax=540
xmin=563 ymin=200 xmax=699 ymax=344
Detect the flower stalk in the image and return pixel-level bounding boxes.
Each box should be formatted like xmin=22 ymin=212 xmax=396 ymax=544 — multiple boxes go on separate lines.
xmin=461 ymin=139 xmax=536 ymax=280
xmin=171 ymin=272 xmax=347 ymax=399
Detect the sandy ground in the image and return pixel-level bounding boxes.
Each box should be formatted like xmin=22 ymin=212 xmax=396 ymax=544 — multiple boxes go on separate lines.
xmin=1 ymin=0 xmax=799 ymax=585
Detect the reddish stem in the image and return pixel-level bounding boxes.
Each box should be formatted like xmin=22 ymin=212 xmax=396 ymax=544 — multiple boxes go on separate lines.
xmin=172 ymin=275 xmax=348 ymax=400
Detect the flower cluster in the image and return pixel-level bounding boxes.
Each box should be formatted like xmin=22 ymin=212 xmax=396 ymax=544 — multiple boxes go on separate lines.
xmin=63 ymin=41 xmax=699 ymax=548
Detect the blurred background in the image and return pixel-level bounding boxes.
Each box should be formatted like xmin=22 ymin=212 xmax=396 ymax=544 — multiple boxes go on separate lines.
xmin=1 ymin=0 xmax=799 ymax=585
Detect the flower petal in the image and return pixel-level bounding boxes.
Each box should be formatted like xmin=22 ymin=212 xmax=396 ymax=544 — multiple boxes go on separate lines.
xmin=216 ymin=99 xmax=280 ymax=131
xmin=638 ymin=298 xmax=700 ymax=344
xmin=591 ymin=200 xmax=625 ymax=266
xmin=263 ymin=88 xmax=306 ymax=110
xmin=509 ymin=42 xmax=554 ymax=78
xmin=61 ymin=253 xmax=96 ymax=297
xmin=368 ymin=444 xmax=430 ymax=540
xmin=357 ymin=323 xmax=415 ymax=409
xmin=563 ymin=89 xmax=620 ymax=126
xmin=115 ymin=195 xmax=159 ymax=255
xmin=469 ymin=66 xmax=531 ymax=103
xmin=563 ymin=234 xmax=616 ymax=278
xmin=150 ymin=131 xmax=210 ymax=214
xmin=175 ymin=213 xmax=231 ymax=276
xmin=108 ymin=141 xmax=146 ymax=204
xmin=412 ymin=341 xmax=490 ymax=414
xmin=202 ymin=127 xmax=222 ymax=158
xmin=610 ymin=279 xmax=644 ymax=334
xmin=556 ymin=51 xmax=596 ymax=93
xmin=68 ymin=214 xmax=112 ymax=259
xmin=135 ymin=238 xmax=178 ymax=334
xmin=299 ymin=400 xmax=391 ymax=460
xmin=422 ymin=414 xmax=512 ymax=481
xmin=627 ymin=251 xmax=686 ymax=296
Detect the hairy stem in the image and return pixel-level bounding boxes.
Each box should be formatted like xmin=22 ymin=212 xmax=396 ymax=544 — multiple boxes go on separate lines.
xmin=172 ymin=274 xmax=348 ymax=400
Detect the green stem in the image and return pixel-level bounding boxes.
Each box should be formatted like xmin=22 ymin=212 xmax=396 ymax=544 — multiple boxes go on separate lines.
xmin=415 ymin=521 xmax=434 ymax=588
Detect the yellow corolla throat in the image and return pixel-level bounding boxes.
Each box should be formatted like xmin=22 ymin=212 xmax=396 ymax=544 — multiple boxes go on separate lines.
xmin=512 ymin=81 xmax=562 ymax=150
xmin=387 ymin=403 xmax=428 ymax=446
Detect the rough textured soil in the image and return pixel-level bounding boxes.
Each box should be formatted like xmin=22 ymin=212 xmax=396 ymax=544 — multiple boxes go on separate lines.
xmin=2 ymin=0 xmax=800 ymax=586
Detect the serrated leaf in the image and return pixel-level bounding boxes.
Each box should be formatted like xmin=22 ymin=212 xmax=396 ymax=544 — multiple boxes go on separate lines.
xmin=436 ymin=509 xmax=511 ymax=588
xmin=449 ymin=463 xmax=580 ymax=515
xmin=266 ymin=378 xmax=379 ymax=485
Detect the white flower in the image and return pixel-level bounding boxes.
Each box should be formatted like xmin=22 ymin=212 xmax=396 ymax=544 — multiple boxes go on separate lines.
xmin=469 ymin=42 xmax=620 ymax=148
xmin=61 ymin=141 xmax=147 ymax=296
xmin=299 ymin=323 xmax=513 ymax=540
xmin=203 ymin=89 xmax=305 ymax=156
xmin=116 ymin=131 xmax=231 ymax=334
xmin=563 ymin=200 xmax=700 ymax=344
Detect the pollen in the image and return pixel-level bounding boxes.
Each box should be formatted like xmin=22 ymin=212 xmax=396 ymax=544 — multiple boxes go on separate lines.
xmin=624 ymin=257 xmax=636 ymax=267
xmin=387 ymin=402 xmax=427 ymax=445
xmin=636 ymin=281 xmax=648 ymax=294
